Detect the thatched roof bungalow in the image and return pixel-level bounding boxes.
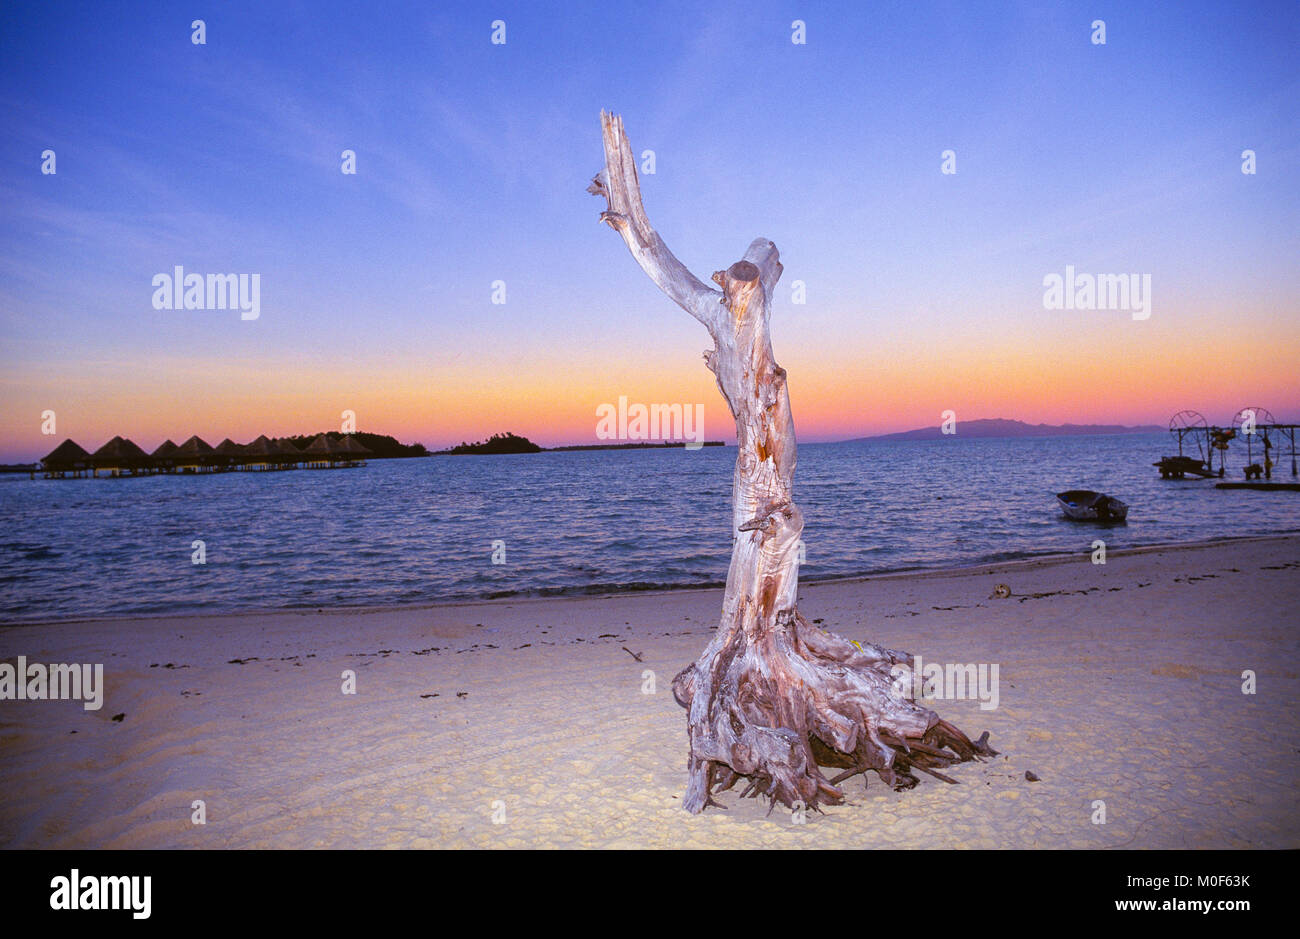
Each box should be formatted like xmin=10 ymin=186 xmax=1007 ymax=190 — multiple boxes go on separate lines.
xmin=301 ymin=433 xmax=342 ymax=468
xmin=211 ymin=438 xmax=247 ymax=469
xmin=299 ymin=434 xmax=374 ymax=468
xmin=41 ymin=439 xmax=91 ymax=477
xmin=242 ymin=435 xmax=297 ymax=470
xmin=276 ymin=438 xmax=304 ymax=467
xmin=151 ymin=439 xmax=179 ymax=472
xmin=88 ymin=436 xmax=150 ymax=477
xmin=334 ymin=435 xmax=372 ymax=466
xmin=172 ymin=435 xmax=215 ymax=473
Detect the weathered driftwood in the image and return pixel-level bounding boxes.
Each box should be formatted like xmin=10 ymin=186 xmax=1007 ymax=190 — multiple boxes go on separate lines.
xmin=590 ymin=111 xmax=994 ymax=813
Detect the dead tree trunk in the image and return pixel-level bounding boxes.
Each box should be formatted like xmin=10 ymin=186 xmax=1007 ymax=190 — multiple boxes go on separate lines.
xmin=589 ymin=111 xmax=995 ymax=814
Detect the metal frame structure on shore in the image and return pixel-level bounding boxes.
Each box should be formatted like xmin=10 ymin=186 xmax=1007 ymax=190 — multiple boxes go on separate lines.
xmin=1160 ymin=408 xmax=1298 ymax=481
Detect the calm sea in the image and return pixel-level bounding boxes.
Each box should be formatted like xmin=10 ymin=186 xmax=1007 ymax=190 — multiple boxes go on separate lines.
xmin=2 ymin=433 xmax=1298 ymax=623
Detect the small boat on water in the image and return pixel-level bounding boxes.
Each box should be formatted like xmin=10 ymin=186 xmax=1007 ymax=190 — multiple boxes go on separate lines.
xmin=1056 ymin=490 xmax=1129 ymax=522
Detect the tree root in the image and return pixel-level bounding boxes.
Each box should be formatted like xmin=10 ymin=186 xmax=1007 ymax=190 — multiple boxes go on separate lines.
xmin=672 ymin=610 xmax=997 ymax=814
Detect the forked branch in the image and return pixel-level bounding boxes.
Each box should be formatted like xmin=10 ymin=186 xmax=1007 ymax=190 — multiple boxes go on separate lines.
xmin=589 ymin=110 xmax=723 ymax=331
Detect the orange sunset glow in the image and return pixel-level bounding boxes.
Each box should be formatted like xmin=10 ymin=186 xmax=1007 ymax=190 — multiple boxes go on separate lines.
xmin=4 ymin=309 xmax=1295 ymax=460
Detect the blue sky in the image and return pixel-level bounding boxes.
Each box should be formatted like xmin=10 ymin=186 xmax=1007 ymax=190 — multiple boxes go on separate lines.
xmin=1 ymin=0 xmax=1297 ymax=460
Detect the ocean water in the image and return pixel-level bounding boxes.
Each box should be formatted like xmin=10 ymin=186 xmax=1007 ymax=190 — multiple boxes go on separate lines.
xmin=2 ymin=433 xmax=1298 ymax=623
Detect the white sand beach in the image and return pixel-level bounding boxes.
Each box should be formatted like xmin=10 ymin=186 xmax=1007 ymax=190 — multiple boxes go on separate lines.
xmin=1 ymin=534 xmax=1297 ymax=849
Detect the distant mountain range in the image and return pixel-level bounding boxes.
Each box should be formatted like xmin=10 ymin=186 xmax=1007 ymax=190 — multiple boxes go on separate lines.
xmin=853 ymin=418 xmax=1164 ymax=442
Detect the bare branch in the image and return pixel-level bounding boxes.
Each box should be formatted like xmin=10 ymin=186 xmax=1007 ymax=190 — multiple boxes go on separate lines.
xmin=590 ymin=111 xmax=723 ymax=330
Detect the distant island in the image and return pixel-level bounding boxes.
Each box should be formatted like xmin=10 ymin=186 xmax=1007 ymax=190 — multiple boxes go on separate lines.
xmin=437 ymin=433 xmax=543 ymax=455
xmin=854 ymin=418 xmax=1164 ymax=442
xmin=434 ymin=432 xmax=725 ymax=455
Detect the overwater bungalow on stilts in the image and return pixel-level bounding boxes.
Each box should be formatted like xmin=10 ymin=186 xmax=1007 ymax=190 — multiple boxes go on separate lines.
xmin=243 ymin=435 xmax=289 ymax=471
xmin=274 ymin=438 xmax=304 ymax=468
xmin=211 ymin=438 xmax=247 ymax=472
xmin=31 ymin=431 xmax=378 ymax=479
xmin=151 ymin=439 xmax=180 ymax=474
xmin=300 ymin=433 xmax=371 ymax=468
xmin=173 ymin=435 xmax=216 ymax=473
xmin=88 ymin=436 xmax=151 ymax=478
xmin=302 ymin=434 xmax=341 ymax=469
xmin=334 ymin=435 xmax=372 ymax=467
xmin=39 ymin=439 xmax=91 ymax=479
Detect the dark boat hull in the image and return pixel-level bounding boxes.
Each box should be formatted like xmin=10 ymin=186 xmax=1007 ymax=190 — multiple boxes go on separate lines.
xmin=1154 ymin=455 xmax=1215 ymax=479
